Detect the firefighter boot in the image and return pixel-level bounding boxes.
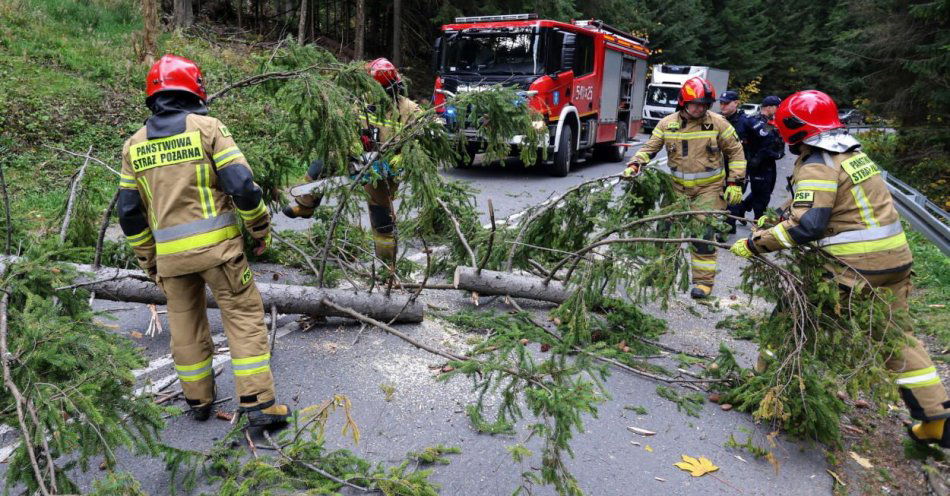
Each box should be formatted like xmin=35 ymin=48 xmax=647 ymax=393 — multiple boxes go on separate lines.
xmin=282 ymin=202 xmax=316 ymax=219
xmin=690 ymin=284 xmax=713 ymax=299
xmin=242 ymin=400 xmax=291 ymax=429
xmin=187 ymin=380 xmax=216 ymax=421
xmin=908 ymin=418 xmax=949 ymax=448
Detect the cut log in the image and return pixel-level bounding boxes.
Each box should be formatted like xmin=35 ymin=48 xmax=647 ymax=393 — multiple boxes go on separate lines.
xmin=0 ymin=257 xmax=423 ymax=323
xmin=453 ymin=266 xmax=569 ymax=304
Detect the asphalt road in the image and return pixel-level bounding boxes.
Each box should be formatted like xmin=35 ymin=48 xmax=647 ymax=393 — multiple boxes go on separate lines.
xmin=1 ymin=136 xmax=840 ymax=495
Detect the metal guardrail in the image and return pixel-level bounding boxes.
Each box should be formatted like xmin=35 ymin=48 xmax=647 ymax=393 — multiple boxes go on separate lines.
xmin=883 ymin=171 xmax=950 ymax=256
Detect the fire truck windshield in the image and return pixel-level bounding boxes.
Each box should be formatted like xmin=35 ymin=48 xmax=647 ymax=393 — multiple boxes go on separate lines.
xmin=646 ymin=86 xmax=680 ymax=107
xmin=442 ymin=30 xmax=539 ymax=76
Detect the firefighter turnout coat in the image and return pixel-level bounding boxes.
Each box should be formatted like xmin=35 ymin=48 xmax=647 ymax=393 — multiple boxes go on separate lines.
xmin=631 ymin=111 xmax=747 ymax=287
xmin=118 ymin=112 xmax=276 ymax=409
xmin=748 ymin=144 xmax=949 ymax=420
xmin=119 ymin=114 xmax=271 ymax=277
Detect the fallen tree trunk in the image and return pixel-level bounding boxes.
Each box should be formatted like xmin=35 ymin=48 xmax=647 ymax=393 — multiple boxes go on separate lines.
xmin=0 ymin=256 xmax=424 ymax=323
xmin=453 ymin=266 xmax=569 ymax=304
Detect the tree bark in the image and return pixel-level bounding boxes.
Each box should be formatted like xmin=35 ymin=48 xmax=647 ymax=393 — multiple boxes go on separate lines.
xmin=0 ymin=258 xmax=424 ymax=323
xmin=354 ymin=0 xmax=365 ymax=60
xmin=236 ymin=0 xmax=243 ymax=29
xmin=172 ymin=0 xmax=194 ymax=29
xmin=141 ymin=0 xmax=158 ymax=64
xmin=391 ymin=0 xmax=401 ymax=66
xmin=297 ymin=0 xmax=307 ymax=43
xmin=453 ymin=267 xmax=570 ymax=304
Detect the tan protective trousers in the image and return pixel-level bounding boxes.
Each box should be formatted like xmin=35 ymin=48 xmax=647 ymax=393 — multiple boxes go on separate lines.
xmin=159 ymin=254 xmax=275 ymax=409
xmin=678 ymin=183 xmax=726 ymax=287
xmin=862 ymin=269 xmax=950 ymax=421
xmin=365 ymin=178 xmax=398 ymax=266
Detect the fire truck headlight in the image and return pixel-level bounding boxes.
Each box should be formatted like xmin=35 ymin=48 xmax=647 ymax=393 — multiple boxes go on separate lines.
xmin=532 ymin=120 xmax=546 ymax=131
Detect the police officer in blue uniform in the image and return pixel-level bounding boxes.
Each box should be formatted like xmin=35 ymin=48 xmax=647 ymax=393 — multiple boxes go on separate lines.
xmin=736 ymin=95 xmax=785 ymax=223
xmin=719 ymin=90 xmax=754 ymax=233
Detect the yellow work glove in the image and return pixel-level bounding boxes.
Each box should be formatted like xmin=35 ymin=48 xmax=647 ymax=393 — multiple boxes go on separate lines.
xmin=730 ymin=238 xmax=754 ymax=259
xmin=724 ymin=184 xmax=743 ymax=205
xmin=622 ymin=162 xmax=642 ymax=179
xmin=756 ymin=215 xmax=777 ymax=228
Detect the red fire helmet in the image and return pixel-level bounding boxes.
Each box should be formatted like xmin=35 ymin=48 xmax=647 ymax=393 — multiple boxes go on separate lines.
xmin=366 ymin=57 xmax=402 ymax=90
xmin=146 ymin=54 xmax=207 ymax=102
xmin=773 ymin=90 xmax=844 ymax=145
xmin=678 ymin=77 xmax=716 ymax=107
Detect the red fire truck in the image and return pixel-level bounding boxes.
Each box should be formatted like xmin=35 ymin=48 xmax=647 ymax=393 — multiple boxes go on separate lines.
xmin=432 ymin=13 xmax=650 ymax=176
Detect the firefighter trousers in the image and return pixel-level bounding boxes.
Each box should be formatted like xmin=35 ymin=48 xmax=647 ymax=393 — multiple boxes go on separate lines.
xmin=159 ymin=254 xmax=275 ymax=410
xmin=680 ymin=184 xmax=726 ymax=287
xmin=864 ymin=269 xmax=950 ymax=421
xmin=365 ymin=178 xmax=398 ymax=267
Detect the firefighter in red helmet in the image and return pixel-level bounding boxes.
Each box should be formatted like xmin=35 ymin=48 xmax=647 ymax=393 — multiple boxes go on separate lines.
xmin=730 ymin=90 xmax=950 ymax=447
xmin=284 ymin=57 xmax=421 ymax=269
xmin=119 ymin=54 xmax=290 ymax=427
xmin=626 ymin=76 xmax=747 ymax=299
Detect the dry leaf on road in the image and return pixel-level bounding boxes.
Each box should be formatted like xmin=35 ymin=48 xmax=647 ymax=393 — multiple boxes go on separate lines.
xmin=674 ymin=455 xmax=719 ymax=477
xmin=849 ymin=451 xmax=873 ymax=469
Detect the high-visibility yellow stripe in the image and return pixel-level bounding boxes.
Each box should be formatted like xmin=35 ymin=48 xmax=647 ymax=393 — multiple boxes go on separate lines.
xmin=773 ymin=224 xmax=795 ymax=248
xmin=176 ymin=357 xmax=212 ymax=372
xmin=155 ymin=225 xmax=240 ymax=255
xmin=232 ymin=353 xmax=270 ymax=377
xmin=137 ymin=176 xmax=159 ymax=228
xmin=195 ymin=163 xmax=217 ymax=219
xmin=651 ymin=128 xmax=664 ymax=138
xmin=237 ymin=200 xmax=267 ymax=221
xmin=119 ymin=173 xmax=137 ymax=189
xmin=850 ymin=185 xmax=879 ymax=229
xmin=232 ymin=353 xmax=270 ymax=365
xmin=233 ymin=365 xmax=270 ymax=377
xmin=635 ymin=151 xmax=650 ymax=162
xmin=126 ymin=228 xmax=151 ymax=243
xmin=212 ymin=146 xmax=239 ymax=161
xmin=691 ymin=259 xmax=717 ymax=271
xmin=664 ymin=131 xmax=719 ymax=140
xmin=896 ymin=367 xmax=940 ymax=388
xmin=821 ymin=232 xmax=907 ymax=256
xmin=670 ymin=169 xmax=725 ymax=187
xmin=178 ymin=369 xmax=212 ymax=382
xmin=128 ymin=232 xmax=153 ymax=247
xmin=795 ymin=180 xmax=837 ymax=193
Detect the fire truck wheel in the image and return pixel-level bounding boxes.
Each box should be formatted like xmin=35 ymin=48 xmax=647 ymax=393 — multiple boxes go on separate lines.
xmin=549 ymin=125 xmax=573 ymax=177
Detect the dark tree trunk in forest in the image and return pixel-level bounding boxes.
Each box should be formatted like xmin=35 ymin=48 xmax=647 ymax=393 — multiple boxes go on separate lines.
xmin=354 ymin=0 xmax=365 ymax=60
xmin=172 ymin=0 xmax=193 ymax=29
xmin=392 ymin=0 xmax=401 ymax=66
xmin=297 ymin=0 xmax=307 ymax=43
xmin=141 ymin=0 xmax=158 ymax=63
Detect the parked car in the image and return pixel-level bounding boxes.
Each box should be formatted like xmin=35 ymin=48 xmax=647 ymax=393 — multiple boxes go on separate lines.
xmin=739 ymin=103 xmax=759 ymax=117
xmin=838 ymin=108 xmax=865 ymax=125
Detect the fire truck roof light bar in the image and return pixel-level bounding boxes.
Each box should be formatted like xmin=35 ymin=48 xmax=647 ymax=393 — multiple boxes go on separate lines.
xmin=454 ymin=13 xmax=538 ymax=23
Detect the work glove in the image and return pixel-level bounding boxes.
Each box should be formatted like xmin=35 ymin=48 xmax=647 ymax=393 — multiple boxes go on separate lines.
xmin=622 ymin=162 xmax=642 ymax=179
xmin=730 ymin=238 xmax=754 ymax=259
xmin=724 ymin=184 xmax=743 ymax=205
xmin=756 ymin=215 xmax=777 ymax=228
xmin=253 ymin=233 xmax=271 ymax=257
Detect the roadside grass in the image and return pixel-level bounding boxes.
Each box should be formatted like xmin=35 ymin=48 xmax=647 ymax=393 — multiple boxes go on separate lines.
xmin=906 ymin=229 xmax=949 ymax=350
xmin=0 ymin=0 xmax=299 ymax=248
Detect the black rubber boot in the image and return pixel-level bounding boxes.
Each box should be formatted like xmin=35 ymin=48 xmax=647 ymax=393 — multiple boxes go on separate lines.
xmin=187 ymin=381 xmax=215 ymax=422
xmin=690 ymin=284 xmax=713 ymax=299
xmin=241 ymin=400 xmax=291 ymax=429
